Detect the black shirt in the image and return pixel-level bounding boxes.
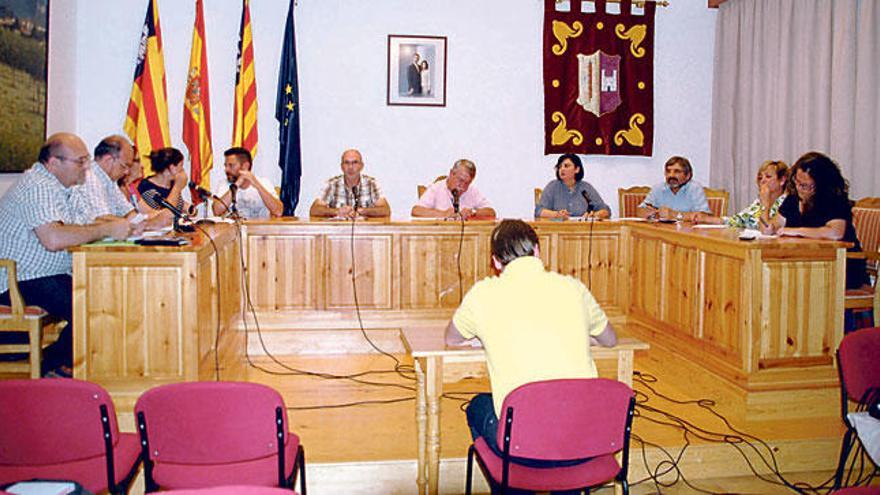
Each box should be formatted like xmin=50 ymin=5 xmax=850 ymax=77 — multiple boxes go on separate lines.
xmin=779 ymin=194 xmax=869 ymax=289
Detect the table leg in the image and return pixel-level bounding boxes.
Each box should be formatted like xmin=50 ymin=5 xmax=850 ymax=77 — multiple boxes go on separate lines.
xmin=617 ymin=349 xmax=634 ymax=387
xmin=426 ymin=356 xmax=443 ymax=495
xmin=415 ymin=358 xmax=427 ymax=495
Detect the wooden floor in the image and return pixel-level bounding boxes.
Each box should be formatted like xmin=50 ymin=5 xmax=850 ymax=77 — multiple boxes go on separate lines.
xmin=240 ymin=324 xmax=875 ymax=494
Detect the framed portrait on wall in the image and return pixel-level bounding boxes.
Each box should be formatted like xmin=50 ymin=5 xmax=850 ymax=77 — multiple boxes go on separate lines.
xmin=0 ymin=0 xmax=48 ymax=172
xmin=387 ymin=34 xmax=447 ymax=107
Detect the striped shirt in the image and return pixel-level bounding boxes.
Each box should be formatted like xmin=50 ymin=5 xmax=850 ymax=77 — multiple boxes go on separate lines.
xmin=0 ymin=163 xmax=79 ymax=293
xmin=319 ymin=174 xmax=384 ymax=209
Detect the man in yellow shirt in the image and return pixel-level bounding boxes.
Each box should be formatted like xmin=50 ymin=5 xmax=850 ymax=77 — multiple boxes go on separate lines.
xmin=446 ymin=219 xmax=617 ymax=466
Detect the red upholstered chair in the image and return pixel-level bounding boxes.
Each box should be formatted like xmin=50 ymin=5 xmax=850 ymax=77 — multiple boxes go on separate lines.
xmin=833 ymin=327 xmax=880 ymax=489
xmin=135 ymin=382 xmax=305 ymax=494
xmin=0 ymin=379 xmax=140 ymax=494
xmin=617 ymin=186 xmax=650 ymax=218
xmin=158 ymin=486 xmax=297 ymax=495
xmin=465 ymin=378 xmax=636 ymax=494
xmin=832 ymin=487 xmax=880 ymax=495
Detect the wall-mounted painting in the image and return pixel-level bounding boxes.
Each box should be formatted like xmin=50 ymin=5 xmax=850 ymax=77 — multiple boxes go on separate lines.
xmin=0 ymin=0 xmax=48 ymax=172
xmin=387 ymin=34 xmax=447 ymax=107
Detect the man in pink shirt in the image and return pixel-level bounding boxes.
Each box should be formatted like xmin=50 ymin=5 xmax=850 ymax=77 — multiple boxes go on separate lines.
xmin=411 ymin=159 xmax=496 ymax=220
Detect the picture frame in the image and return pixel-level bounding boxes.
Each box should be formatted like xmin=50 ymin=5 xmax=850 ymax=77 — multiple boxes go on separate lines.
xmin=387 ymin=34 xmax=447 ymax=107
xmin=0 ymin=0 xmax=48 ymax=172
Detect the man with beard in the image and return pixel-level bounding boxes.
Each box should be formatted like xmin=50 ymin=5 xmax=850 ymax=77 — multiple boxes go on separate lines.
xmin=213 ymin=147 xmax=283 ymax=218
xmin=637 ymin=156 xmax=709 ymax=221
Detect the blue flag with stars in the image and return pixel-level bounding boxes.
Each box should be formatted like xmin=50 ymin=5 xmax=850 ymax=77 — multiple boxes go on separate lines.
xmin=275 ymin=0 xmax=301 ymax=216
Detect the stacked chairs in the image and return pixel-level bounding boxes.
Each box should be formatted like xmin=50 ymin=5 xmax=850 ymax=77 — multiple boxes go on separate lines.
xmin=0 ymin=379 xmax=140 ymax=494
xmin=465 ymin=378 xmax=636 ymax=494
xmin=135 ymin=381 xmax=306 ymax=494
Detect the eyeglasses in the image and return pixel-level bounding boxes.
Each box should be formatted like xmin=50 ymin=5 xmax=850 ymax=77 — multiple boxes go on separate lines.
xmin=794 ymin=180 xmax=816 ymax=191
xmin=53 ymin=155 xmax=91 ymax=166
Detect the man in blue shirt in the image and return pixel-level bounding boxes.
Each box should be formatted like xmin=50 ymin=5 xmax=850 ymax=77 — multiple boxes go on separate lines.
xmin=637 ymin=156 xmax=709 ymax=221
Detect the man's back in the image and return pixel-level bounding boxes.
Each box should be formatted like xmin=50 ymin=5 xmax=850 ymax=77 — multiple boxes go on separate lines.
xmin=453 ymin=256 xmax=607 ymax=415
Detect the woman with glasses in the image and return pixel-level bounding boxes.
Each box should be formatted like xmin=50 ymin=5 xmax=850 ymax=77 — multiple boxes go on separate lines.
xmin=761 ymin=152 xmax=869 ymax=289
xmin=694 ymin=160 xmax=789 ymax=229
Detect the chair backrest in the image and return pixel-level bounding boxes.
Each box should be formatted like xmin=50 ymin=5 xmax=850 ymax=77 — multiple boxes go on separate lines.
xmin=0 ymin=259 xmax=25 ymax=316
xmin=0 ymin=379 xmax=122 ymax=465
xmin=852 ymin=197 xmax=880 ymax=267
xmin=837 ymin=327 xmax=880 ymax=408
xmin=135 ymin=381 xmax=290 ymax=465
xmin=704 ymin=187 xmax=729 ymax=217
xmin=534 ymin=188 xmax=542 ymax=208
xmin=617 ymin=186 xmax=650 ymax=218
xmin=496 ymin=378 xmax=634 ymax=461
xmin=417 ymin=175 xmax=447 ymax=199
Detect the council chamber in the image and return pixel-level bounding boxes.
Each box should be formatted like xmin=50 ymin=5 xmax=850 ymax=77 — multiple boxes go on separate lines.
xmin=0 ymin=1 xmax=878 ymax=494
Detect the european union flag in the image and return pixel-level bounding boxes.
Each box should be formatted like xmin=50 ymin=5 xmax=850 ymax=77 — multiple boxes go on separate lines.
xmin=275 ymin=0 xmax=301 ymax=216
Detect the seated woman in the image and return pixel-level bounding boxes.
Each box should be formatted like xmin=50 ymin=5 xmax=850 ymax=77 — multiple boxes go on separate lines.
xmin=694 ymin=160 xmax=788 ymax=229
xmin=535 ymin=154 xmax=611 ymax=219
xmin=762 ymin=152 xmax=869 ymax=290
xmin=137 ymin=147 xmax=194 ymax=216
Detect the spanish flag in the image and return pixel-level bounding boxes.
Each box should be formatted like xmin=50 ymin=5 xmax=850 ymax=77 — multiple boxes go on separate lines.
xmin=232 ymin=0 xmax=258 ymax=158
xmin=124 ymin=0 xmax=171 ymax=175
xmin=182 ymin=0 xmax=213 ymax=203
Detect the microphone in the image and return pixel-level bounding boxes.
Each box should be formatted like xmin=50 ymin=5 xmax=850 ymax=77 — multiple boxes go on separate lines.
xmin=143 ymin=189 xmax=188 ymax=219
xmin=351 ymin=185 xmax=360 ymax=211
xmin=188 ymin=181 xmax=216 ymax=201
xmin=228 ymin=182 xmax=239 ymax=214
xmin=451 ymin=189 xmax=460 ymax=214
xmin=581 ymin=190 xmax=594 ymax=214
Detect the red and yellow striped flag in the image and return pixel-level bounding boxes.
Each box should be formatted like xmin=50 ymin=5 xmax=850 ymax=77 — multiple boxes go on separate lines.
xmin=124 ymin=0 xmax=171 ymax=175
xmin=182 ymin=0 xmax=213 ymax=203
xmin=232 ymin=0 xmax=258 ymax=158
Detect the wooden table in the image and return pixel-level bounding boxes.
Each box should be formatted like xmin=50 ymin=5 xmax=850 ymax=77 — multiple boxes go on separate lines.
xmin=400 ymin=324 xmax=649 ymax=495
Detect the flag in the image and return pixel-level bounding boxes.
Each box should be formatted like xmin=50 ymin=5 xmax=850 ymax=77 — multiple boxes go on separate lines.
xmin=124 ymin=0 xmax=171 ymax=175
xmin=232 ymin=0 xmax=258 ymax=158
xmin=182 ymin=0 xmax=213 ymax=204
xmin=276 ymin=0 xmax=301 ymax=216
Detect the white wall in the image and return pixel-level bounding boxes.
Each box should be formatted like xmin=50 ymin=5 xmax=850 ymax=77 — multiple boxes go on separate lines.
xmin=37 ymin=0 xmax=716 ymax=219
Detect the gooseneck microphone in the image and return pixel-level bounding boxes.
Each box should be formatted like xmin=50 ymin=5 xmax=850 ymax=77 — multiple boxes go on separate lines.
xmin=351 ymin=185 xmax=360 ymax=212
xmin=143 ymin=189 xmax=188 ymax=219
xmin=228 ymin=183 xmax=239 ymax=215
xmin=581 ymin=189 xmax=594 ymax=214
xmin=451 ymin=189 xmax=461 ymax=214
xmin=188 ymin=181 xmax=216 ymax=201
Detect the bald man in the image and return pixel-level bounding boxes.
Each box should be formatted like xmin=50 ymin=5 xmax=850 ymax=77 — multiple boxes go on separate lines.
xmin=0 ymin=133 xmax=132 ymax=377
xmin=70 ymin=135 xmax=142 ymax=223
xmin=309 ymin=149 xmax=391 ymax=218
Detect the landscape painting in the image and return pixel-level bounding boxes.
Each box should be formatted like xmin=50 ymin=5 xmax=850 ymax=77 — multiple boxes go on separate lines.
xmin=0 ymin=0 xmax=47 ymax=172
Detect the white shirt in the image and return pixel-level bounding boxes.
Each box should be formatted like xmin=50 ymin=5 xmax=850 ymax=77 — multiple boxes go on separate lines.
xmin=218 ymin=175 xmax=278 ymax=218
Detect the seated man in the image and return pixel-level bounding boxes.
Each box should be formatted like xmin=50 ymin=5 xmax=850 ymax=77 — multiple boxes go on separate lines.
xmin=309 ymin=149 xmax=391 ymax=218
xmin=637 ymin=155 xmax=709 ymax=221
xmin=446 ymin=219 xmax=616 ymax=466
xmin=411 ymin=159 xmax=496 ymax=220
xmin=213 ymin=147 xmax=283 ymax=218
xmin=0 ymin=133 xmax=132 ymax=376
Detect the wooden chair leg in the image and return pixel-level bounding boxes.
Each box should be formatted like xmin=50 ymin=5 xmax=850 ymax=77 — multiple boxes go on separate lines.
xmin=28 ymin=318 xmax=43 ymax=379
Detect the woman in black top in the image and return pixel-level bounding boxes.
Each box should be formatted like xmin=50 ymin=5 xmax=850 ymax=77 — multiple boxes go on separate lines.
xmin=137 ymin=147 xmax=192 ymax=215
xmin=762 ymin=151 xmax=868 ymax=289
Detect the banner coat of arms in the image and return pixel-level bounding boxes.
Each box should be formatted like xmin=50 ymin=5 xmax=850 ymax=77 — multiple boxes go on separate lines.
xmin=543 ymin=0 xmax=656 ymax=156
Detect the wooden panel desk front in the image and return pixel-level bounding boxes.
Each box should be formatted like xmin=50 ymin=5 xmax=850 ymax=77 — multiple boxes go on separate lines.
xmin=400 ymin=325 xmax=650 ymax=495
xmin=71 ymin=224 xmax=242 ymax=405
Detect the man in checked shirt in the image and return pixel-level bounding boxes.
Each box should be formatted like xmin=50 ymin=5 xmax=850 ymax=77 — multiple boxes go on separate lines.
xmin=309 ymin=149 xmax=391 ymax=219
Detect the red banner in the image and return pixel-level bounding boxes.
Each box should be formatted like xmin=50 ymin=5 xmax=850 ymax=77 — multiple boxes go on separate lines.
xmin=543 ymin=0 xmax=655 ymax=156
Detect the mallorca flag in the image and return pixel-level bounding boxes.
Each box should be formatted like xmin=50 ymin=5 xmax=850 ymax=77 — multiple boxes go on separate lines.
xmin=182 ymin=0 xmax=213 ymax=204
xmin=124 ymin=0 xmax=171 ymax=175
xmin=232 ymin=0 xmax=258 ymax=158
xmin=276 ymin=0 xmax=301 ymax=216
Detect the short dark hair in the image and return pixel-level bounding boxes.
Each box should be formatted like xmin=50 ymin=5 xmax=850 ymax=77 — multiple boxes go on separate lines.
xmin=665 ymin=155 xmax=692 ymax=177
xmin=224 ymin=147 xmax=252 ymax=165
xmin=149 ymin=147 xmax=184 ymax=174
xmin=491 ymin=219 xmax=539 ymax=267
xmin=555 ymin=153 xmax=584 ymax=182
xmin=37 ymin=135 xmax=66 ymax=164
